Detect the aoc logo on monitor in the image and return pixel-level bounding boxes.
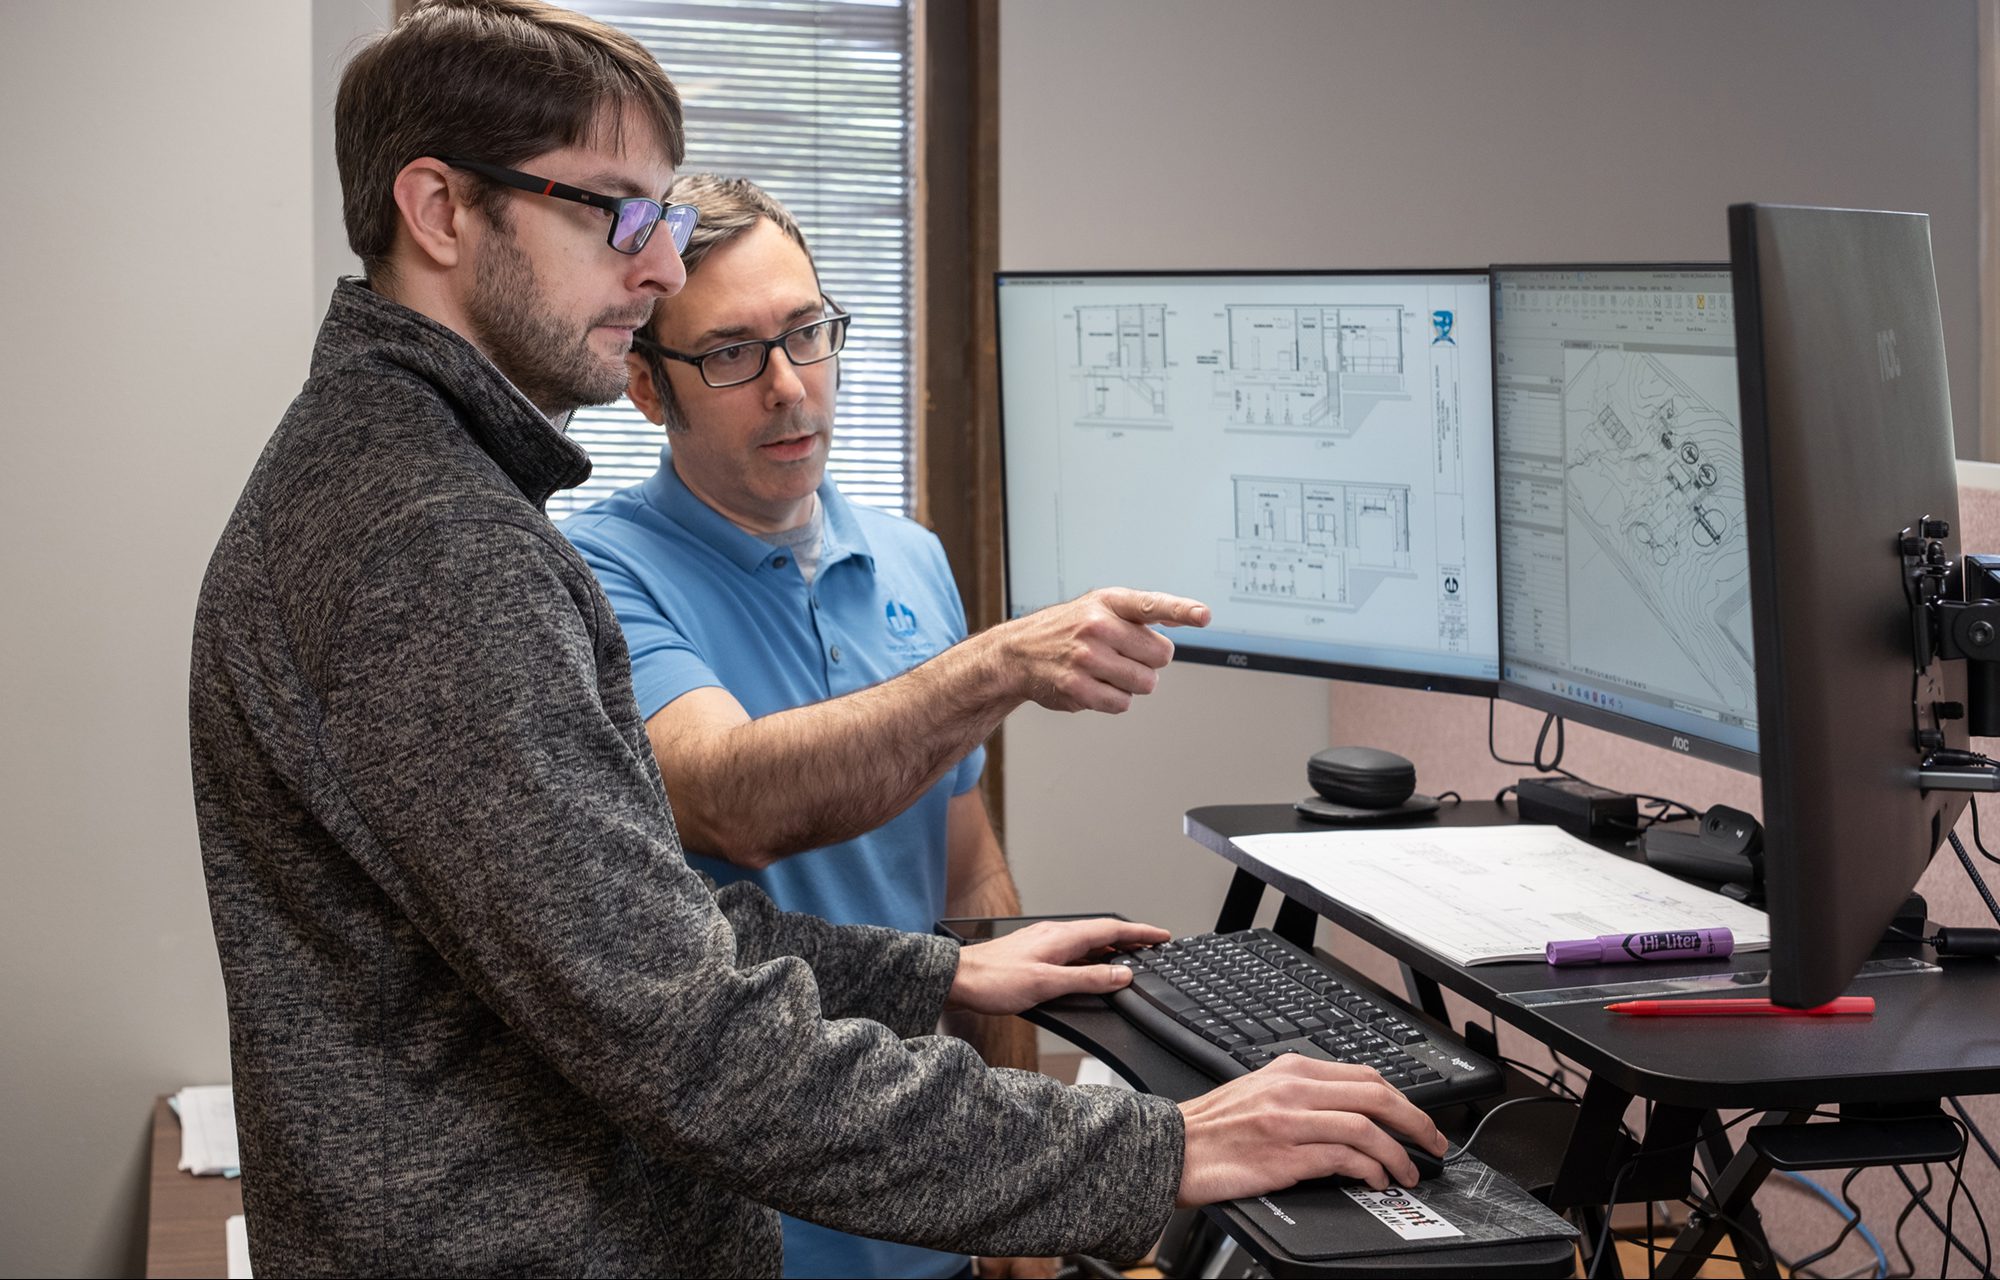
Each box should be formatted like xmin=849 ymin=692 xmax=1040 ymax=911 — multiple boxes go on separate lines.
xmin=1431 ymin=310 xmax=1455 ymax=345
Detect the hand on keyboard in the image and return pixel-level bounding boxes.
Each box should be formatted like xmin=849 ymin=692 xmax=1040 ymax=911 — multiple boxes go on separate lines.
xmin=1174 ymin=1056 xmax=1447 ymax=1206
xmin=946 ymin=917 xmax=1171 ymax=1015
xmin=1104 ymin=930 xmax=1503 ymax=1105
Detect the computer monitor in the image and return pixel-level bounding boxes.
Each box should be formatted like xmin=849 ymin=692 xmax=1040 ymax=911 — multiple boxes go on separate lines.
xmin=996 ymin=270 xmax=1500 ymax=694
xmin=1730 ymin=204 xmax=1969 ymax=1008
xmin=1491 ymin=265 xmax=1758 ymax=771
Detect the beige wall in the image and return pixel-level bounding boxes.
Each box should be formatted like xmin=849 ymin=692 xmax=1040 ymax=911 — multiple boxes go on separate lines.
xmin=999 ymin=1 xmax=1984 ymax=1272
xmin=0 ymin=2 xmax=379 ymax=1274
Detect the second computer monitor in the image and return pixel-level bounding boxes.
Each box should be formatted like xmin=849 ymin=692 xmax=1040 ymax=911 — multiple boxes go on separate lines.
xmin=996 ymin=270 xmax=1500 ymax=693
xmin=1492 ymin=266 xmax=1759 ymax=771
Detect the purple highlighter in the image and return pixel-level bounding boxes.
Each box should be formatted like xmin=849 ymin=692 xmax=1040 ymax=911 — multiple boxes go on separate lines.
xmin=1545 ymin=927 xmax=1734 ymax=966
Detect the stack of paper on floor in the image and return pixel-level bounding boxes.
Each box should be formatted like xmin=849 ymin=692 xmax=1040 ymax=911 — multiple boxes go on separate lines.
xmin=171 ymin=1084 xmax=241 ymax=1177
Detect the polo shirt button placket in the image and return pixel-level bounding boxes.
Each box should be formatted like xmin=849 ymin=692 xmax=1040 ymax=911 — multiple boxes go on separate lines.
xmin=829 ymin=644 xmax=843 ymax=664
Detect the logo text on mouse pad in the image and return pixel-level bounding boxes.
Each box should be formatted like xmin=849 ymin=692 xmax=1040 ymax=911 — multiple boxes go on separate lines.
xmin=1343 ymin=1187 xmax=1463 ymax=1240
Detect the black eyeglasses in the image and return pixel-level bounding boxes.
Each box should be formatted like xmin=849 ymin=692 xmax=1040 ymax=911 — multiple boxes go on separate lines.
xmin=438 ymin=157 xmax=698 ymax=256
xmin=636 ymin=299 xmax=852 ymax=388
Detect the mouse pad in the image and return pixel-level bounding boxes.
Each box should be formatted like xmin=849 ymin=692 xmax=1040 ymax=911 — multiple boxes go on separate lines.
xmin=1229 ymin=1152 xmax=1578 ymax=1261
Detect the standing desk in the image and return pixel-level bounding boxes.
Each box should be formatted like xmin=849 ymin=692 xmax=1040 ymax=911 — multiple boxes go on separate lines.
xmin=1174 ymin=801 xmax=2000 ymax=1278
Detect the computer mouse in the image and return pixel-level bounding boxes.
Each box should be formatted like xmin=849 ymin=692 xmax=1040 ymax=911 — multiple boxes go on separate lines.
xmin=1401 ymin=1141 xmax=1448 ymax=1183
xmin=1297 ymin=1140 xmax=1447 ymax=1190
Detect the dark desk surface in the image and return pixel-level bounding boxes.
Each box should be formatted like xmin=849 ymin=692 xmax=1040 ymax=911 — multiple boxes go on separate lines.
xmin=145 ymin=1095 xmax=242 ymax=1280
xmin=1187 ymin=802 xmax=2000 ymax=1110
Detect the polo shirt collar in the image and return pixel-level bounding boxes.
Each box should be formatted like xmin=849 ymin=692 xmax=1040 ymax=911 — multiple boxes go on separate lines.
xmin=643 ymin=445 xmax=876 ymax=575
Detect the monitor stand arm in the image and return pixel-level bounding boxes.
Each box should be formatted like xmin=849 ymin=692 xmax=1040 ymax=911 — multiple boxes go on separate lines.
xmin=1903 ymin=519 xmax=2000 ymax=790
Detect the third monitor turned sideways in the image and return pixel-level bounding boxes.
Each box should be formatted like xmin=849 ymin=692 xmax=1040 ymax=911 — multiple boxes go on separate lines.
xmin=996 ymin=205 xmax=1972 ymax=1008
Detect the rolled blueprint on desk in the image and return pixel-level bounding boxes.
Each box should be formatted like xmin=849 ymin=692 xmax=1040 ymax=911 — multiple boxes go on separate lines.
xmin=1234 ymin=825 xmax=1771 ymax=966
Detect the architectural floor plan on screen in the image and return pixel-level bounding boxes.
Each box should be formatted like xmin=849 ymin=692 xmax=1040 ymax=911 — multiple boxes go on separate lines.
xmin=1212 ymin=304 xmax=1408 ymax=434
xmin=1072 ymin=303 xmax=1171 ymax=427
xmin=1563 ymin=348 xmax=1754 ymax=713
xmin=1225 ymin=476 xmax=1415 ymax=610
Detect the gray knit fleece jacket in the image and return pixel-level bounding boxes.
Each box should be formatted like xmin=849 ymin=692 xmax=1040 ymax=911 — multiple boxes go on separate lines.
xmin=188 ymin=280 xmax=1184 ymax=1277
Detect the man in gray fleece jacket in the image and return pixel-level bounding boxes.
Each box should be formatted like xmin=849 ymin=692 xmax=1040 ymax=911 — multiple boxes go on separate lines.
xmin=188 ymin=2 xmax=1444 ymax=1274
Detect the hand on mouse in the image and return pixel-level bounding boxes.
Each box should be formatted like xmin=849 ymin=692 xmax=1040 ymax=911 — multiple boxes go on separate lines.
xmin=1174 ymin=1056 xmax=1448 ymax=1206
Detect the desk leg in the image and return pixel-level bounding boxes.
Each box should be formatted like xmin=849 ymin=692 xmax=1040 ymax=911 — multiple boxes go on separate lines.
xmin=1552 ymin=1076 xmax=1641 ymax=1210
xmin=1214 ymin=868 xmax=1266 ymax=934
xmin=1652 ymin=1111 xmax=1805 ymax=1280
xmin=1397 ymin=964 xmax=1449 ymax=1023
xmin=1272 ymin=895 xmax=1317 ymax=951
xmin=1554 ymin=1083 xmax=1718 ymax=1278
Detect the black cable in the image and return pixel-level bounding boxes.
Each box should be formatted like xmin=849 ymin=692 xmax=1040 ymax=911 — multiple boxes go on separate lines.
xmin=1552 ymin=1050 xmax=1589 ymax=1089
xmin=1787 ymin=1167 xmax=1867 ymax=1274
xmin=1950 ymin=830 xmax=2000 ymax=930
xmin=1767 ymin=1170 xmax=1878 ymax=1280
xmin=1486 ymin=699 xmax=1701 ymax=822
xmin=1973 ymin=797 xmax=2000 ymax=866
xmin=1959 ymin=1148 xmax=1993 ymax=1277
xmin=1586 ymin=1156 xmax=1632 ymax=1279
xmin=1645 ymin=1181 xmax=1654 ymax=1276
xmin=1892 ymin=1162 xmax=1989 ymax=1276
xmin=1580 ymin=1109 xmax=1784 ymax=1277
xmin=1497 ymin=1054 xmax=1582 ymax=1102
xmin=1893 ymin=1165 xmax=1933 ymax=1279
xmin=1434 ymin=789 xmax=1463 ymax=805
xmin=1535 ymin=712 xmax=1565 ymax=772
xmin=1971 ymin=1170 xmax=1993 ymax=1278
xmin=1950 ymin=1096 xmax=2000 ymax=1172
xmin=1681 ymin=1161 xmax=1779 ymax=1274
xmin=1486 ymin=699 xmax=1546 ymax=769
xmin=1606 ymin=1225 xmax=1767 ymax=1270
xmin=1444 ymin=1095 xmax=1579 ymax=1164
xmin=1940 ymin=1142 xmax=1992 ymax=1278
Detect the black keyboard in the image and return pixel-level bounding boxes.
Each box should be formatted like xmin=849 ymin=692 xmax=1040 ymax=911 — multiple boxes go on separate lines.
xmin=1107 ymin=928 xmax=1501 ymax=1107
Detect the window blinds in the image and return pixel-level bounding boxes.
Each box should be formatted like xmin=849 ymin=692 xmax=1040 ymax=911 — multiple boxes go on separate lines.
xmin=552 ymin=0 xmax=915 ymax=519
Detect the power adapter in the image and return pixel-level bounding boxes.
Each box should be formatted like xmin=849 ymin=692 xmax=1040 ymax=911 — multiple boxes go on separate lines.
xmin=1514 ymin=776 xmax=1638 ymax=840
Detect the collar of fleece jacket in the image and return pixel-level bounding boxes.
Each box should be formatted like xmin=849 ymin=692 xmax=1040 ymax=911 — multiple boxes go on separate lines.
xmin=314 ymin=277 xmax=594 ymax=507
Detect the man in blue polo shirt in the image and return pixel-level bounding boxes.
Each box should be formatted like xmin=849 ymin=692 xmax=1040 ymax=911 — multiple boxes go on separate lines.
xmin=561 ymin=175 xmax=1208 ymax=1280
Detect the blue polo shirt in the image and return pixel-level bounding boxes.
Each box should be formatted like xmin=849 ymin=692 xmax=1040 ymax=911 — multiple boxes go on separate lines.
xmin=561 ymin=449 xmax=982 ymax=1280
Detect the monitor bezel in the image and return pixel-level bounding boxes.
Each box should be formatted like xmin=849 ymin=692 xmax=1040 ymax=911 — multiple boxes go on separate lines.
xmin=1487 ymin=261 xmax=1760 ymax=774
xmin=993 ymin=266 xmax=1501 ymax=699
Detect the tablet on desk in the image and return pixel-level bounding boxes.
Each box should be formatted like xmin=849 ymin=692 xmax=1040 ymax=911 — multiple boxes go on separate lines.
xmin=935 ymin=913 xmax=1131 ymax=944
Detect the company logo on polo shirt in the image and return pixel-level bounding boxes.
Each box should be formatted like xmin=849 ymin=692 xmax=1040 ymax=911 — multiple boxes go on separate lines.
xmin=885 ymin=600 xmax=919 ymax=638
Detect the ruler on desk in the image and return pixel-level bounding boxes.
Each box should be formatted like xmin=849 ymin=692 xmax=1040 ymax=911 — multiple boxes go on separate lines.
xmin=1505 ymin=955 xmax=1938 ymax=1009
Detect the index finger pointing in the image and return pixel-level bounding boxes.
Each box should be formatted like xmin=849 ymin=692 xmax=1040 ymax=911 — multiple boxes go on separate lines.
xmin=1098 ymin=588 xmax=1211 ymax=628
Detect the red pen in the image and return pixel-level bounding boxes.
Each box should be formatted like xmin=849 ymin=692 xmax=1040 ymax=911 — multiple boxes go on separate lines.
xmin=1606 ymin=996 xmax=1875 ymax=1016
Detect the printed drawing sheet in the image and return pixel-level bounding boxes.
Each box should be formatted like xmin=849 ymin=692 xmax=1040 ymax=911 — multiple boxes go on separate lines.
xmin=1233 ymin=824 xmax=1770 ymax=966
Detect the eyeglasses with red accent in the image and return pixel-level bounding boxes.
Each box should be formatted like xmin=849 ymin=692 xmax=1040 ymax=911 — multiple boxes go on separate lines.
xmin=437 ymin=157 xmax=698 ymax=256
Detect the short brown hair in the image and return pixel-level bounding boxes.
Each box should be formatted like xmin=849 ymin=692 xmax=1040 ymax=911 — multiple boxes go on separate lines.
xmin=337 ymin=0 xmax=685 ymax=282
xmin=666 ymin=173 xmax=815 ymax=284
xmin=637 ymin=175 xmax=821 ymax=432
